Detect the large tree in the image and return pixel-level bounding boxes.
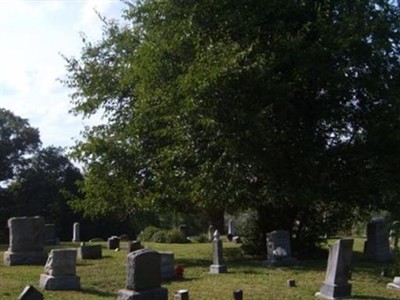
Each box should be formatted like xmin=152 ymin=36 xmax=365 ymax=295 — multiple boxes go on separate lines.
xmin=0 ymin=108 xmax=41 ymax=183
xmin=64 ymin=0 xmax=400 ymax=245
xmin=6 ymin=146 xmax=83 ymax=240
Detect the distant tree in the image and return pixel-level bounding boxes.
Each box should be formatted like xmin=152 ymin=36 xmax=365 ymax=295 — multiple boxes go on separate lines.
xmin=64 ymin=0 xmax=400 ymax=251
xmin=0 ymin=108 xmax=41 ymax=183
xmin=7 ymin=146 xmax=83 ymax=240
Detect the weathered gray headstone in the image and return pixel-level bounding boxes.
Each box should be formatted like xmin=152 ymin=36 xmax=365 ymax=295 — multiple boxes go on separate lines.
xmin=44 ymin=224 xmax=59 ymax=245
xmin=160 ymin=251 xmax=175 ymax=280
xmin=4 ymin=216 xmax=48 ymax=266
xmin=72 ymin=222 xmax=80 ymax=242
xmin=78 ymin=244 xmax=102 ymax=259
xmin=315 ymin=239 xmax=353 ymax=299
xmin=363 ymin=217 xmax=391 ymax=262
xmin=39 ymin=249 xmax=81 ymax=290
xmin=263 ymin=230 xmax=296 ymax=267
xmin=128 ymin=240 xmax=143 ymax=253
xmin=117 ymin=249 xmax=168 ymax=300
xmin=387 ymin=276 xmax=400 ymax=290
xmin=209 ymin=230 xmax=227 ymax=274
xmin=108 ymin=236 xmax=120 ymax=250
xmin=18 ymin=285 xmax=43 ymax=300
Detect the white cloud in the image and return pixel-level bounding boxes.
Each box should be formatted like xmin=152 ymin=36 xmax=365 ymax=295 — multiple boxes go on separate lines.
xmin=0 ymin=0 xmax=126 ymax=150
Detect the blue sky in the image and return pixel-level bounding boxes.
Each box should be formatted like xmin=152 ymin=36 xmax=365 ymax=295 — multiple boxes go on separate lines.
xmin=0 ymin=0 xmax=126 ymax=150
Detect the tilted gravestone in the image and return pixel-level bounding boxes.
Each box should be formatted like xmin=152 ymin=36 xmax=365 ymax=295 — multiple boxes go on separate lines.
xmin=4 ymin=216 xmax=48 ymax=266
xmin=315 ymin=238 xmax=353 ymax=299
xmin=263 ymin=230 xmax=296 ymax=267
xmin=78 ymin=244 xmax=102 ymax=259
xmin=363 ymin=217 xmax=391 ymax=262
xmin=72 ymin=222 xmax=80 ymax=242
xmin=118 ymin=248 xmax=168 ymax=300
xmin=18 ymin=285 xmax=43 ymax=300
xmin=160 ymin=251 xmax=175 ymax=280
xmin=209 ymin=230 xmax=227 ymax=274
xmin=39 ymin=249 xmax=81 ymax=290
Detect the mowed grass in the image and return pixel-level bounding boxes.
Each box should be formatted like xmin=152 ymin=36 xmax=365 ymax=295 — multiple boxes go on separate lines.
xmin=0 ymin=238 xmax=400 ymax=299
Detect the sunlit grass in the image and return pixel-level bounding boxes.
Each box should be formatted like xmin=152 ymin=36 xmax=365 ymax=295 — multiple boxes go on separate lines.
xmin=0 ymin=238 xmax=399 ymax=299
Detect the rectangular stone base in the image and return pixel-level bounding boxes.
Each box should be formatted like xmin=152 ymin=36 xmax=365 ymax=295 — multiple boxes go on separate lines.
xmin=4 ymin=251 xmax=47 ymax=266
xmin=39 ymin=274 xmax=81 ymax=290
xmin=117 ymin=287 xmax=168 ymax=300
xmin=209 ymin=264 xmax=227 ymax=274
xmin=315 ymin=282 xmax=352 ymax=299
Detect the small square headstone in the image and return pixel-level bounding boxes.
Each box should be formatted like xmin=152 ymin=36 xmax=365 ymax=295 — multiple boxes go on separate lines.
xmin=174 ymin=289 xmax=189 ymax=300
xmin=233 ymin=289 xmax=243 ymax=300
xmin=18 ymin=285 xmax=43 ymax=300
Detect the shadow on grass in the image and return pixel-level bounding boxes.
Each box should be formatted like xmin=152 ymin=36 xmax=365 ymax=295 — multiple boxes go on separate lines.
xmin=80 ymin=287 xmax=115 ymax=297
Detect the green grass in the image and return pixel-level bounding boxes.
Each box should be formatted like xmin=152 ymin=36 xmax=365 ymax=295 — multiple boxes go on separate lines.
xmin=0 ymin=238 xmax=399 ymax=299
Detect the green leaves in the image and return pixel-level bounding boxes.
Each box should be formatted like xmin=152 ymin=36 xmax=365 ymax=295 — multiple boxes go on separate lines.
xmin=65 ymin=0 xmax=400 ymax=234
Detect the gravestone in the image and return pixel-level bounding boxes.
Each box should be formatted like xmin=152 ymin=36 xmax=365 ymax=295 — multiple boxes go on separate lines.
xmin=363 ymin=217 xmax=391 ymax=262
xmin=108 ymin=236 xmax=120 ymax=250
xmin=39 ymin=249 xmax=81 ymax=290
xmin=18 ymin=285 xmax=43 ymax=300
xmin=315 ymin=238 xmax=353 ymax=299
xmin=39 ymin=249 xmax=80 ymax=290
xmin=44 ymin=224 xmax=59 ymax=245
xmin=233 ymin=289 xmax=243 ymax=300
xmin=117 ymin=248 xmax=168 ymax=300
xmin=78 ymin=244 xmax=102 ymax=259
xmin=4 ymin=216 xmax=48 ymax=266
xmin=209 ymin=230 xmax=227 ymax=274
xmin=174 ymin=289 xmax=189 ymax=300
xmin=160 ymin=251 xmax=175 ymax=280
xmin=72 ymin=222 xmax=80 ymax=242
xmin=387 ymin=276 xmax=400 ymax=290
xmin=263 ymin=230 xmax=296 ymax=267
xmin=128 ymin=240 xmax=143 ymax=253
xmin=228 ymin=219 xmax=236 ymax=241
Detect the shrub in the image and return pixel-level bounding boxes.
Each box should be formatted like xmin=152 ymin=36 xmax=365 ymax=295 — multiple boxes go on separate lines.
xmin=166 ymin=228 xmax=189 ymax=243
xmin=138 ymin=226 xmax=160 ymax=242
xmin=151 ymin=230 xmax=168 ymax=243
xmin=190 ymin=233 xmax=209 ymax=243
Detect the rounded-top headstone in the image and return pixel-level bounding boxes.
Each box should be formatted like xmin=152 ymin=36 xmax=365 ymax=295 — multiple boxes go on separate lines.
xmin=126 ymin=248 xmax=161 ymax=291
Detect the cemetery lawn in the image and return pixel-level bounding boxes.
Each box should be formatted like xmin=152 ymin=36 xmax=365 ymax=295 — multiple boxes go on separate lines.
xmin=0 ymin=238 xmax=399 ymax=300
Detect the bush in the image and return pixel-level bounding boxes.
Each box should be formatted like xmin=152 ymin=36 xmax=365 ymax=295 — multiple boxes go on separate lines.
xmin=138 ymin=226 xmax=190 ymax=243
xmin=190 ymin=233 xmax=209 ymax=243
xmin=138 ymin=226 xmax=160 ymax=242
xmin=166 ymin=228 xmax=189 ymax=243
xmin=151 ymin=230 xmax=168 ymax=243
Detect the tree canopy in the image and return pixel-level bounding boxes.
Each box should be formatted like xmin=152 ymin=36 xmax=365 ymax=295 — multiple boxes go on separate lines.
xmin=64 ymin=0 xmax=400 ymax=245
xmin=0 ymin=108 xmax=41 ymax=183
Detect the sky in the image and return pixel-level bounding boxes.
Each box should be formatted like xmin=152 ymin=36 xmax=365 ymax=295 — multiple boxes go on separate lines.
xmin=0 ymin=0 xmax=126 ymax=150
